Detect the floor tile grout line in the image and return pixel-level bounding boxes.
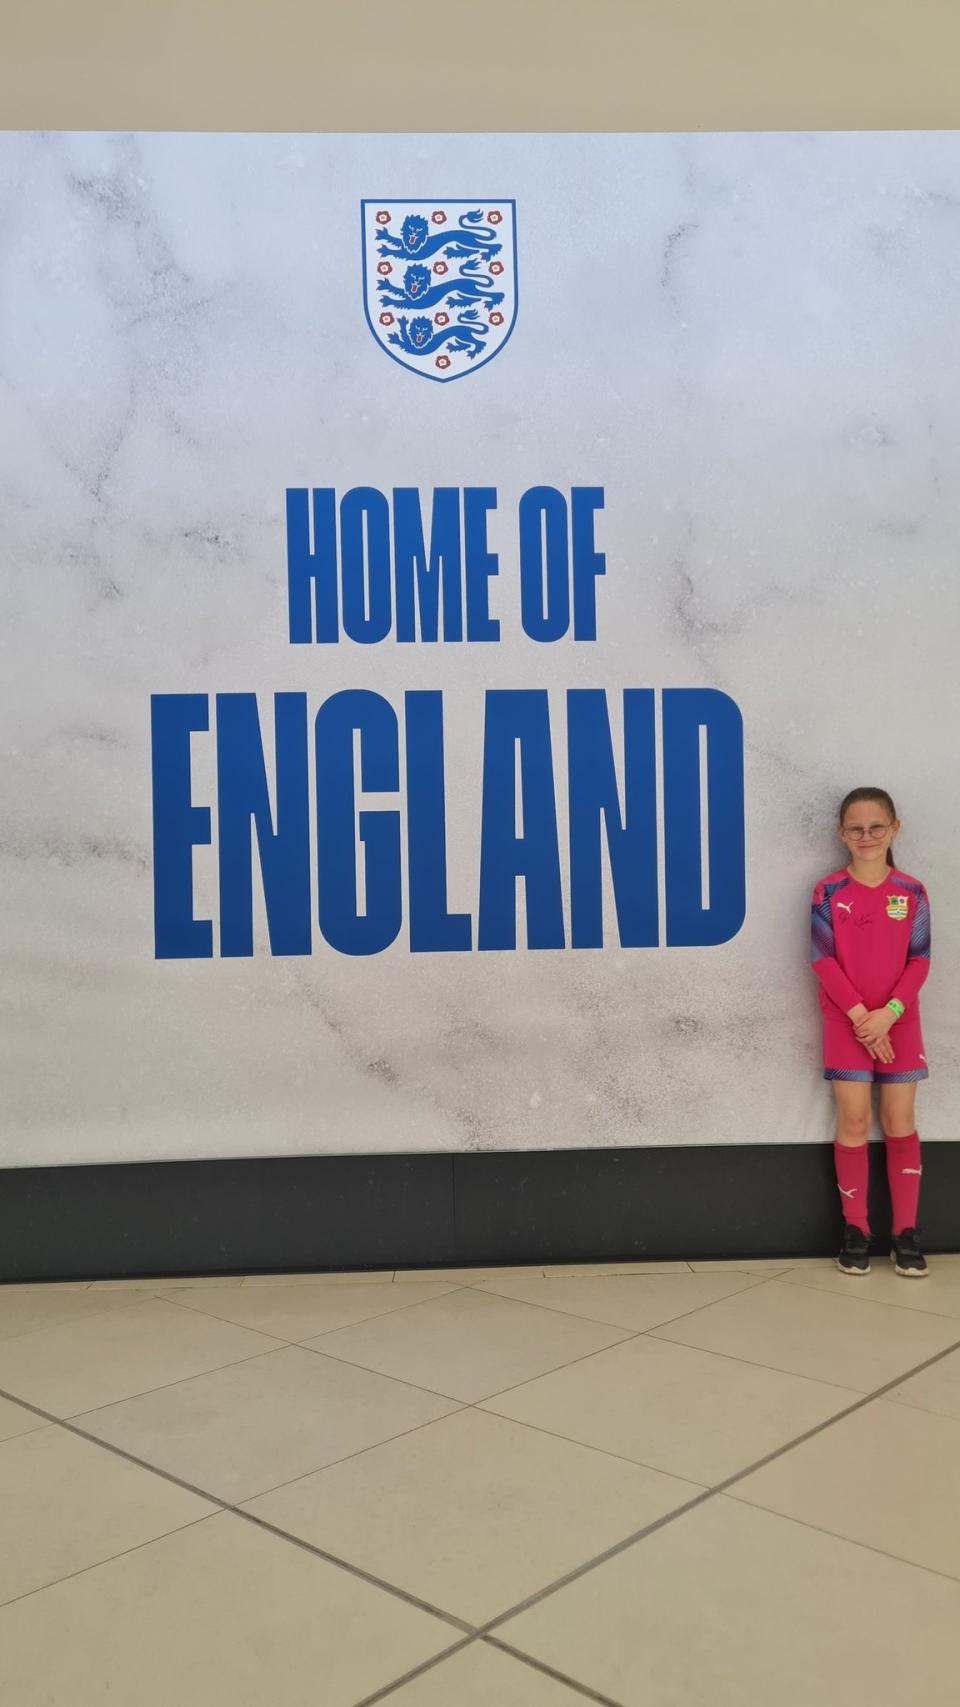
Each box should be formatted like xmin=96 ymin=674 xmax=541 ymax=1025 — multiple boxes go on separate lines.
xmin=0 ymin=1324 xmax=851 ymax=1643
xmin=294 ymin=1340 xmax=470 ymax=1404
xmin=483 ymin=1634 xmax=630 ymax=1707
xmin=301 ymin=1325 xmax=650 ymax=1407
xmin=475 ymin=1488 xmax=719 ymax=1638
xmin=2 ymin=1279 xmax=917 ymax=1521
xmin=239 ymin=1507 xmax=475 ymax=1633
xmin=294 ymin=1299 xmax=658 ymax=1403
xmin=646 ymin=1324 xmax=957 ymax=1398
xmin=488 ymin=1317 xmax=960 ymax=1522
xmin=33 ymin=1363 xmax=885 ymax=1589
xmin=508 ymin=1265 xmax=960 ymax=1329
xmin=155 ymin=1288 xmax=493 ymax=1409
xmin=151 ymin=1290 xmax=481 ymax=1404
xmin=220 ymin=1405 xmax=470 ymax=1507
xmin=0 ymin=1291 xmax=153 ymax=1349
xmin=461 ymin=1270 xmax=775 ymax=1338
xmin=156 ymin=1282 xmax=469 ymax=1341
xmin=346 ymin=1636 xmax=481 ymax=1707
xmin=779 ymin=1268 xmax=960 ymax=1323
xmin=0 ymin=1511 xmax=221 ymax=1615
xmin=0 ymin=1380 xmax=477 ymax=1638
xmin=242 ymin=1274 xmax=398 ymax=1287
xmin=10 ymin=1306 xmax=652 ymax=1475
xmin=7 ymin=1265 xmax=919 ymax=1407
xmin=465 ymin=1399 xmax=715 ymax=1488
xmin=1 ymin=1290 xmax=949 ymax=1707
xmin=62 ymin=1343 xmax=313 ymax=1419
xmin=351 ymin=1494 xmax=711 ymax=1704
xmin=232 ymin=1391 xmax=705 ymax=1514
xmin=646 ymin=1266 xmax=960 ymax=1385
xmin=261 ymin=1268 xmax=774 ymax=1364
xmin=0 ymin=1419 xmax=53 ymax=1443
xmin=634 ymin=1330 xmax=870 ymax=1396
xmin=3 ymin=1282 xmax=958 ymax=1671
xmin=96 ymin=1264 xmax=960 ymax=1351
xmin=415 ymin=1272 xmax=548 ymax=1286
xmin=719 ymin=1486 xmax=960 ymax=1589
xmin=252 ymin=1276 xmax=400 ymax=1287
xmin=27 ymin=1343 xmax=717 ymax=1513
xmin=309 ymin=1272 xmax=789 ymax=1413
xmin=2 ymin=1264 xmax=949 ymax=1432
xmin=469 ymin=1325 xmax=960 ymax=1640
xmin=348 ymin=1627 xmax=630 ymax=1707
xmin=5 ymin=1258 xmax=960 ymax=1297
xmin=464 ymin=1300 xmax=877 ymax=1407
xmin=229 ymin=1362 xmax=704 ymax=1509
xmin=457 ymin=1271 xmax=787 ymax=1369
xmin=45 ymin=1308 xmax=469 ymax=1416
xmin=467 ymin=1273 xmax=796 ymax=1406
xmin=0 ymin=1292 xmax=276 ymax=1365
xmin=306 ymin=1283 xmax=639 ymax=1341
xmin=877 ymin=1391 xmax=959 ymax=1424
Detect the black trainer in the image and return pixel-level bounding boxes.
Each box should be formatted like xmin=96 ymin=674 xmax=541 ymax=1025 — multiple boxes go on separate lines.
xmin=890 ymin=1228 xmax=928 ymax=1278
xmin=838 ymin=1224 xmax=871 ymax=1275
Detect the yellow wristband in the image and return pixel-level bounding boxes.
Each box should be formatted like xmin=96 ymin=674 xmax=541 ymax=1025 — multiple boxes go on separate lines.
xmin=887 ymin=999 xmax=905 ymax=1020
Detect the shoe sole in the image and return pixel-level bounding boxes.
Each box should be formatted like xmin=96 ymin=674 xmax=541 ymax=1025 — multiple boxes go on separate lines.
xmin=890 ymin=1251 xmax=928 ymax=1278
xmin=837 ymin=1261 xmax=870 ymax=1275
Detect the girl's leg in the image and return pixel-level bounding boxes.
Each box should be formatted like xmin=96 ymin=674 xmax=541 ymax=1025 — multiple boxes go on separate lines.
xmin=878 ymin=1081 xmax=917 ymax=1139
xmin=878 ymin=1083 xmax=921 ymax=1235
xmin=832 ymin=1082 xmax=872 ymax=1235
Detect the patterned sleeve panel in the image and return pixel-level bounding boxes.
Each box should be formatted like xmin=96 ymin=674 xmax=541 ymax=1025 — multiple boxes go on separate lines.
xmin=810 ymin=880 xmax=836 ymax=963
xmin=810 ymin=880 xmax=864 ymax=1013
xmin=908 ymin=882 xmax=932 ymax=960
xmin=890 ymin=881 xmax=932 ymax=1010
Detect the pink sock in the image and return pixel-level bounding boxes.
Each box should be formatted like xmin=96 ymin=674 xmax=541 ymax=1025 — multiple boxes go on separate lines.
xmin=885 ymin=1133 xmax=922 ymax=1234
xmin=834 ymin=1142 xmax=870 ymax=1234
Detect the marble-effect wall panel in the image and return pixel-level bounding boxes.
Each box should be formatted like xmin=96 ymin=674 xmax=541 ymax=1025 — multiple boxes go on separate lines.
xmin=1 ymin=131 xmax=957 ymax=1166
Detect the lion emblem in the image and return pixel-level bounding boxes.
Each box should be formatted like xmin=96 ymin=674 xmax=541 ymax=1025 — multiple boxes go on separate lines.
xmin=362 ymin=199 xmax=517 ymax=382
xmin=377 ymin=260 xmax=505 ymax=314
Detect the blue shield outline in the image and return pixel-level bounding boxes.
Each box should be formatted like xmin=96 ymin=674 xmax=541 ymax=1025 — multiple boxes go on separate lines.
xmin=360 ymin=199 xmax=518 ymax=383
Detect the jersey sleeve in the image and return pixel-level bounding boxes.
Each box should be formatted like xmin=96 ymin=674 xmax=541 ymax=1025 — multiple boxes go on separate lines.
xmin=810 ymin=882 xmax=864 ymax=1014
xmin=890 ymin=882 xmax=932 ymax=1010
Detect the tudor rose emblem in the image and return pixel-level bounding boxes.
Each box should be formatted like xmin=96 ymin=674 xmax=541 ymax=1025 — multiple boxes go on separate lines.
xmin=361 ymin=200 xmax=517 ymax=382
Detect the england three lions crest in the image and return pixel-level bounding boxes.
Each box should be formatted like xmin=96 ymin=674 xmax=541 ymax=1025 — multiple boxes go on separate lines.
xmin=361 ymin=200 xmax=517 ymax=382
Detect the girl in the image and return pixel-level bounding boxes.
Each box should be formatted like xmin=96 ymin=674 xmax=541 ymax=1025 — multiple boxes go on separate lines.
xmin=810 ymin=788 xmax=931 ymax=1277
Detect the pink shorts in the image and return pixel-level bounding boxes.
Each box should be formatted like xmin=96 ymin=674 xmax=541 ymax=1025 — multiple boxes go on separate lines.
xmin=822 ymin=1012 xmax=928 ymax=1084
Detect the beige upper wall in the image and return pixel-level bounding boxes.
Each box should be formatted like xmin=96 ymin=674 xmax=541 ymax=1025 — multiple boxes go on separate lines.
xmin=4 ymin=0 xmax=960 ymax=130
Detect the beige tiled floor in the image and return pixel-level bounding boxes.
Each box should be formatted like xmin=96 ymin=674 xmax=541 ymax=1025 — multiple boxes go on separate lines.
xmin=1 ymin=1257 xmax=958 ymax=1705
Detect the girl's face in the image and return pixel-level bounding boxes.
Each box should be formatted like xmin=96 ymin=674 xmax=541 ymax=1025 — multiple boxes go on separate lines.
xmin=839 ymin=799 xmax=899 ymax=867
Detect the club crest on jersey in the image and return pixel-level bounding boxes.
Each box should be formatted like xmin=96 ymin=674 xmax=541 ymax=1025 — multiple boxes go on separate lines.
xmin=886 ymin=894 xmax=909 ymax=920
xmin=361 ymin=200 xmax=517 ymax=382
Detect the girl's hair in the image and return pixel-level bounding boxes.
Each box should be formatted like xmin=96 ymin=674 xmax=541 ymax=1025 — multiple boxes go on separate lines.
xmin=838 ymin=787 xmax=898 ymax=868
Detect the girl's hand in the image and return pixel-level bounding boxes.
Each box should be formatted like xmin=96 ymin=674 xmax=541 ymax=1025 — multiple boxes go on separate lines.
xmin=859 ymin=1034 xmax=895 ymax=1063
xmin=854 ymin=1008 xmax=895 ymax=1048
xmin=870 ymin=1035 xmax=896 ymax=1064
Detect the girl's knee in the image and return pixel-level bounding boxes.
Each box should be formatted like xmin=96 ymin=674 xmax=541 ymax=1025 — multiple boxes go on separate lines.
xmin=878 ymin=1093 xmax=916 ymax=1140
xmin=836 ymin=1115 xmax=870 ymax=1145
xmin=832 ymin=1084 xmax=872 ymax=1145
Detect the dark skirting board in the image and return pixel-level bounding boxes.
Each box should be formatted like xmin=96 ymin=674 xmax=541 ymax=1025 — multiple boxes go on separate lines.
xmin=1 ymin=1142 xmax=958 ymax=1283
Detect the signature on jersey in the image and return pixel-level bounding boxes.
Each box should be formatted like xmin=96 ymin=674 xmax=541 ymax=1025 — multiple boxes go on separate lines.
xmin=836 ymin=900 xmax=872 ymax=930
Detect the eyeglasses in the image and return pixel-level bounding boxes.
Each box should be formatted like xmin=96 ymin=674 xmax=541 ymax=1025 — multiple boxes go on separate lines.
xmin=842 ymin=824 xmax=893 ymax=840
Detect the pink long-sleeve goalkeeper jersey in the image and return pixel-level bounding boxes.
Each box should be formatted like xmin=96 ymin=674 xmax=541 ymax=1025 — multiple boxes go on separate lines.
xmin=810 ymin=867 xmax=931 ymax=1019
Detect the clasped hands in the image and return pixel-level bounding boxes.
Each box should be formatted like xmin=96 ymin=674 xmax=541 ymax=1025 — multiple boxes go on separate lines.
xmin=847 ymin=1002 xmax=896 ymax=1063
